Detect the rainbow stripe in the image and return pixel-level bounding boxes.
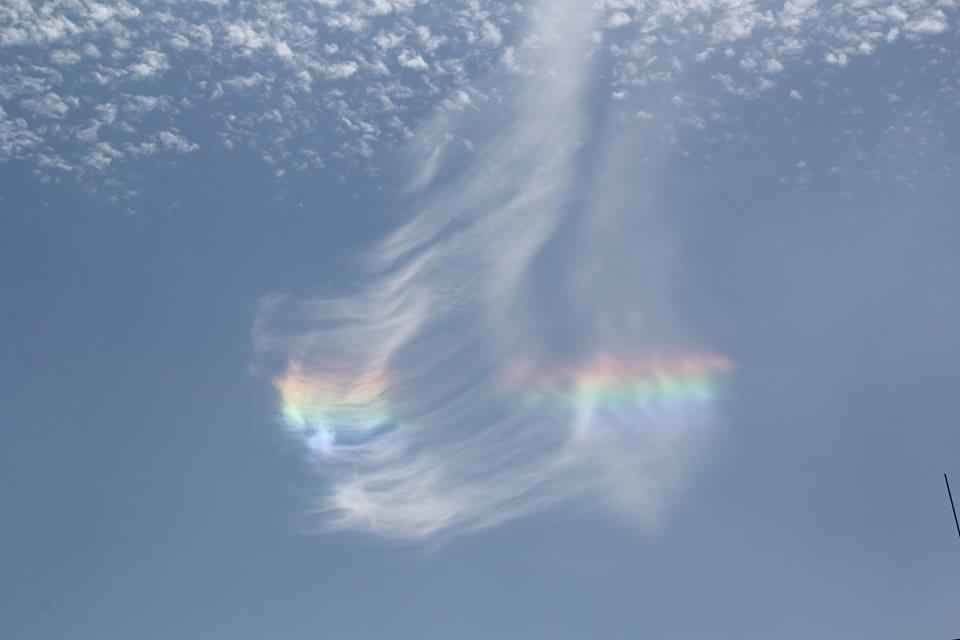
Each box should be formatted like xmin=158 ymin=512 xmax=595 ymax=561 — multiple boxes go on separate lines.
xmin=502 ymin=352 xmax=733 ymax=413
xmin=273 ymin=352 xmax=733 ymax=452
xmin=273 ymin=361 xmax=396 ymax=454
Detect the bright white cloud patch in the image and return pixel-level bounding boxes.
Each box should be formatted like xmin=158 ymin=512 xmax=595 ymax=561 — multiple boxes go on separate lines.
xmin=254 ymin=0 xmax=736 ymax=540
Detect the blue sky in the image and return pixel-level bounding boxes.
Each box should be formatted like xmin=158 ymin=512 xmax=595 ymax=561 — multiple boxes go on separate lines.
xmin=2 ymin=0 xmax=960 ymax=638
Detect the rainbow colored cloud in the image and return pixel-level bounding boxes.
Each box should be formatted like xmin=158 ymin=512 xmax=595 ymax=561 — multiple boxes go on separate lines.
xmin=273 ymin=352 xmax=732 ymax=456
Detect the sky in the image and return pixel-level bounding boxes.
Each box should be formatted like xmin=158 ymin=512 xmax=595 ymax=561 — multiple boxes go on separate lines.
xmin=2 ymin=0 xmax=960 ymax=638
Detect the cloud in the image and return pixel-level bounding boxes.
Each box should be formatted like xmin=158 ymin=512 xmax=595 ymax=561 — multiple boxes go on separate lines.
xmin=254 ymin=0 xmax=731 ymax=540
xmin=20 ymin=91 xmax=70 ymax=118
xmin=0 ymin=0 xmax=522 ymax=184
xmin=905 ymin=10 xmax=948 ymax=33
xmin=127 ymin=49 xmax=168 ymax=78
xmin=397 ymin=49 xmax=429 ymax=71
xmin=607 ymin=11 xmax=633 ymax=29
xmin=0 ymin=0 xmax=955 ymax=189
xmin=156 ymin=130 xmax=198 ymax=154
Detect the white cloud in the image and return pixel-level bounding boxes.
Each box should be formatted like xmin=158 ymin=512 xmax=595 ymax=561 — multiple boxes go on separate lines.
xmin=128 ymin=50 xmax=169 ymax=78
xmin=0 ymin=0 xmax=954 ymax=184
xmin=85 ymin=149 xmax=114 ymax=170
xmin=169 ymin=33 xmax=191 ymax=50
xmin=825 ymin=50 xmax=848 ymax=65
xmin=608 ymin=11 xmax=633 ymax=28
xmin=325 ymin=12 xmax=368 ymax=32
xmin=50 ymin=49 xmax=82 ymax=65
xmin=711 ymin=2 xmax=769 ymax=42
xmin=274 ymin=41 xmax=294 ymax=59
xmin=905 ymin=10 xmax=948 ymax=32
xmin=780 ymin=0 xmax=819 ymax=30
xmin=223 ymin=72 xmax=269 ymax=90
xmin=0 ymin=107 xmax=42 ymax=157
xmin=85 ymin=141 xmax=124 ymax=170
xmin=479 ymin=20 xmax=504 ymax=46
xmin=20 ymin=92 xmax=70 ymax=119
xmin=225 ymin=22 xmax=269 ymax=49
xmin=374 ymin=30 xmax=406 ymax=50
xmin=157 ymin=130 xmax=198 ymax=153
xmin=255 ymin=0 xmax=724 ymax=541
xmin=122 ymin=95 xmax=172 ymax=116
xmin=76 ymin=123 xmax=100 ymax=143
xmin=884 ymin=5 xmax=910 ymax=22
xmin=398 ymin=49 xmax=429 ymax=71
xmin=317 ymin=61 xmax=359 ymax=79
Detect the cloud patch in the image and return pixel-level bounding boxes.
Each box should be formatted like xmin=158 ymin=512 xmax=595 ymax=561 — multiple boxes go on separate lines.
xmin=0 ymin=0 xmax=955 ymax=191
xmin=254 ymin=0 xmax=732 ymax=540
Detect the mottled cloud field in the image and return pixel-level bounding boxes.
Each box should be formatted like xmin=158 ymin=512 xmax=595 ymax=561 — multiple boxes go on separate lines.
xmin=2 ymin=0 xmax=955 ymax=191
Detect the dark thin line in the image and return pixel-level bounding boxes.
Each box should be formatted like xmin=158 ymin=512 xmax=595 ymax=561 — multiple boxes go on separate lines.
xmin=946 ymin=473 xmax=960 ymax=540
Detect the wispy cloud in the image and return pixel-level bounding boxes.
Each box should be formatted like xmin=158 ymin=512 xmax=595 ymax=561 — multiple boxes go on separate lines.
xmin=254 ymin=1 xmax=732 ymax=540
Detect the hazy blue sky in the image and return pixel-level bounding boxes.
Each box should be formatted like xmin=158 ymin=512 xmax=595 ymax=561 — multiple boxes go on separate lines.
xmin=2 ymin=1 xmax=960 ymax=638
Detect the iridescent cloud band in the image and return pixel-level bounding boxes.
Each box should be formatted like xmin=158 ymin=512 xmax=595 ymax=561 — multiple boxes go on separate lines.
xmin=502 ymin=352 xmax=734 ymax=411
xmin=273 ymin=361 xmax=396 ymax=454
xmin=274 ymin=352 xmax=733 ymax=453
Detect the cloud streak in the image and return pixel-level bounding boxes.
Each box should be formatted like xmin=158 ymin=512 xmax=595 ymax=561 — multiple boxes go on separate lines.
xmin=254 ymin=1 xmax=733 ymax=540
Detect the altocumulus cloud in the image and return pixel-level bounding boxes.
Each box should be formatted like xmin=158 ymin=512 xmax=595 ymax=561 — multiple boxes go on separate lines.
xmin=1 ymin=0 xmax=955 ymax=191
